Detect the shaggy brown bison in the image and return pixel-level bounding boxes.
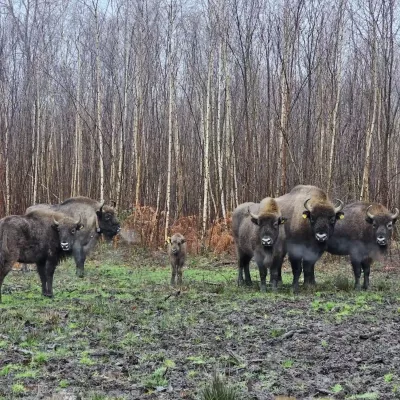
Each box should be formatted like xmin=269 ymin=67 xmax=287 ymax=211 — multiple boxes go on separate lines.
xmin=233 ymin=197 xmax=287 ymax=292
xmin=27 ymin=197 xmax=120 ymax=277
xmin=167 ymin=233 xmax=187 ymax=286
xmin=327 ymin=202 xmax=398 ymax=290
xmin=276 ymin=185 xmax=344 ymax=292
xmin=0 ymin=210 xmax=83 ymax=301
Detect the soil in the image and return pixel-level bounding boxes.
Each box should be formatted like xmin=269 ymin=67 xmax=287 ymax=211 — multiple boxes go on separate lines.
xmin=0 ymin=247 xmax=399 ymax=400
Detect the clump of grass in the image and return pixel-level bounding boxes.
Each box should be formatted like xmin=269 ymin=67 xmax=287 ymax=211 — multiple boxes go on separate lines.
xmin=12 ymin=383 xmax=26 ymax=395
xmin=199 ymin=373 xmax=239 ymax=400
xmin=333 ymin=275 xmax=352 ymax=291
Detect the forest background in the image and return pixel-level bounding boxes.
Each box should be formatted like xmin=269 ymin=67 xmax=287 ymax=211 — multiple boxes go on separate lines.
xmin=1 ymin=0 xmax=399 ymax=249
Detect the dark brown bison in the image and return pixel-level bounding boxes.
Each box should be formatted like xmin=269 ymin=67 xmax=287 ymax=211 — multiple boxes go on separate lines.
xmin=167 ymin=233 xmax=187 ymax=286
xmin=233 ymin=197 xmax=287 ymax=292
xmin=0 ymin=210 xmax=83 ymax=301
xmin=27 ymin=197 xmax=120 ymax=278
xmin=327 ymin=202 xmax=398 ymax=290
xmin=276 ymin=185 xmax=344 ymax=292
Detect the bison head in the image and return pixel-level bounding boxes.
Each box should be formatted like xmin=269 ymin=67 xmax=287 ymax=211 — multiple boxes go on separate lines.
xmin=168 ymin=234 xmax=186 ymax=255
xmin=249 ymin=208 xmax=286 ymax=248
xmin=96 ymin=201 xmax=121 ymax=241
xmin=366 ymin=205 xmax=398 ymax=247
xmin=302 ymin=198 xmax=344 ymax=243
xmin=53 ymin=215 xmax=84 ymax=251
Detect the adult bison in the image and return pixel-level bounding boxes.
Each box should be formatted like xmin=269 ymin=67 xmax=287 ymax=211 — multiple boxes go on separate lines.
xmin=233 ymin=197 xmax=287 ymax=292
xmin=0 ymin=210 xmax=83 ymax=301
xmin=276 ymin=185 xmax=344 ymax=292
xmin=27 ymin=197 xmax=120 ymax=277
xmin=327 ymin=202 xmax=398 ymax=290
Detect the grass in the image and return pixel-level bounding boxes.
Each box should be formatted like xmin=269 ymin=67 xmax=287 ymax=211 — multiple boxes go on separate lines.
xmin=0 ymin=248 xmax=399 ymax=398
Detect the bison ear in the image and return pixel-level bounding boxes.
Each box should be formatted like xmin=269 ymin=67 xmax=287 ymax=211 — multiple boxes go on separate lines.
xmin=302 ymin=211 xmax=310 ymax=220
xmin=250 ymin=217 xmax=259 ymax=226
xmin=336 ymin=212 xmax=344 ymax=220
xmin=96 ymin=210 xmax=102 ymax=219
xmin=165 ymin=236 xmax=171 ymax=245
xmin=365 ymin=216 xmax=373 ymax=224
xmin=181 ymin=238 xmax=186 ymax=244
xmin=279 ymin=217 xmax=287 ymax=225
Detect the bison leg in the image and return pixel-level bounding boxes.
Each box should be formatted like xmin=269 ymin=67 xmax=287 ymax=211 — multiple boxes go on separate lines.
xmin=238 ymin=252 xmax=252 ymax=286
xmin=73 ymin=246 xmax=86 ymax=278
xmin=36 ymin=261 xmax=48 ymax=297
xmin=351 ymin=259 xmax=362 ymax=291
xmin=303 ymin=261 xmax=316 ymax=287
xmin=170 ymin=264 xmax=177 ymax=286
xmin=177 ymin=265 xmax=183 ymax=286
xmin=289 ymin=255 xmax=302 ymax=294
xmin=45 ymin=260 xmax=57 ymax=298
xmin=0 ymin=269 xmax=10 ymax=303
xmin=257 ymin=264 xmax=267 ymax=293
xmin=361 ymin=259 xmax=371 ymax=290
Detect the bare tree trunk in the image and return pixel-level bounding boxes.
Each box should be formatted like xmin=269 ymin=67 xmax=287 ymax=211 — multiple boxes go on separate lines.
xmin=202 ymin=51 xmax=212 ymax=240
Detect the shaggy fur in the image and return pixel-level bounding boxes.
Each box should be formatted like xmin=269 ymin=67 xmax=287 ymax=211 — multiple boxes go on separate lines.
xmin=232 ymin=197 xmax=286 ymax=292
xmin=328 ymin=201 xmax=398 ymax=290
xmin=27 ymin=197 xmax=120 ymax=277
xmin=0 ymin=210 xmax=83 ymax=301
xmin=276 ymin=185 xmax=344 ymax=292
xmin=167 ymin=233 xmax=187 ymax=286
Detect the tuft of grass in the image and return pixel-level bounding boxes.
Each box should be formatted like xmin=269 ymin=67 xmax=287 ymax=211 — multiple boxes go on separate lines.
xmin=199 ymin=373 xmax=239 ymax=400
xmin=143 ymin=366 xmax=168 ymax=389
xmin=384 ymin=373 xmax=394 ymax=383
xmin=331 ymin=384 xmax=343 ymax=393
xmin=33 ymin=352 xmax=49 ymax=365
xmin=282 ymin=359 xmax=294 ymax=368
xmin=346 ymin=393 xmax=379 ymax=399
xmin=12 ymin=383 xmax=26 ymax=395
xmin=59 ymin=379 xmax=69 ymax=388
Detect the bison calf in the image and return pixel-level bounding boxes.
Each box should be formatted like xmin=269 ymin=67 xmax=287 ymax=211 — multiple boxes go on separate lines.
xmin=0 ymin=210 xmax=83 ymax=301
xmin=167 ymin=233 xmax=187 ymax=286
xmin=233 ymin=197 xmax=286 ymax=292
xmin=327 ymin=202 xmax=398 ymax=290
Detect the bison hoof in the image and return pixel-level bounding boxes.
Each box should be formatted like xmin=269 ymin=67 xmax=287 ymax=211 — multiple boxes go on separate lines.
xmin=260 ymin=285 xmax=267 ymax=293
xmin=76 ymin=269 xmax=85 ymax=278
xmin=43 ymin=293 xmax=54 ymax=298
xmin=354 ymin=283 xmax=361 ymax=291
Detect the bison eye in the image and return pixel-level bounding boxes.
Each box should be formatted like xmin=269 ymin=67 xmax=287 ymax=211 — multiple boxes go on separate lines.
xmin=387 ymin=222 xmax=393 ymax=229
xmin=273 ymin=222 xmax=278 ymax=228
xmin=105 ymin=214 xmax=110 ymax=220
xmin=71 ymin=228 xmax=76 ymax=234
xmin=330 ymin=217 xmax=336 ymax=224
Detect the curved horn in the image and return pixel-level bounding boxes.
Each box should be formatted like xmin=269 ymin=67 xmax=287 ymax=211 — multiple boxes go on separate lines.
xmin=248 ymin=206 xmax=259 ymax=220
xmin=366 ymin=205 xmax=374 ymax=220
xmin=391 ymin=208 xmax=399 ymax=220
xmin=99 ymin=199 xmax=105 ymax=212
xmin=53 ymin=217 xmax=59 ymax=226
xmin=334 ymin=198 xmax=344 ymax=213
xmin=304 ymin=198 xmax=312 ymax=212
xmin=75 ymin=214 xmax=82 ymax=226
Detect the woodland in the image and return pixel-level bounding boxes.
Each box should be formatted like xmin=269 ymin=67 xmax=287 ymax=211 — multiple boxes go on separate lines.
xmin=0 ymin=0 xmax=399 ymax=243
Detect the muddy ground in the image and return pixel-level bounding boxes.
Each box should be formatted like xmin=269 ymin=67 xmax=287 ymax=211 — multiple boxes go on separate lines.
xmin=0 ymin=245 xmax=399 ymax=399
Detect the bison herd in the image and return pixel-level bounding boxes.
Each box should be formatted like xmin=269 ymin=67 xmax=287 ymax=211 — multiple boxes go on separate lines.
xmin=0 ymin=197 xmax=120 ymax=302
xmin=233 ymin=185 xmax=398 ymax=293
xmin=0 ymin=185 xmax=398 ymax=302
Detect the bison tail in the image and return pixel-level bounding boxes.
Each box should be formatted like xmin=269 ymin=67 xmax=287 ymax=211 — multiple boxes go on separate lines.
xmin=0 ymin=232 xmax=10 ymax=266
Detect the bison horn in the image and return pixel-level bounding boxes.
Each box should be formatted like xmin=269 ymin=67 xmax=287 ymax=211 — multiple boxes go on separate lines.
xmin=75 ymin=214 xmax=82 ymax=226
xmin=391 ymin=208 xmax=399 ymax=220
xmin=334 ymin=198 xmax=344 ymax=213
xmin=366 ymin=205 xmax=375 ymax=220
xmin=53 ymin=217 xmax=59 ymax=226
xmin=248 ymin=207 xmax=259 ymax=220
xmin=99 ymin=199 xmax=105 ymax=212
xmin=304 ymin=198 xmax=312 ymax=212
